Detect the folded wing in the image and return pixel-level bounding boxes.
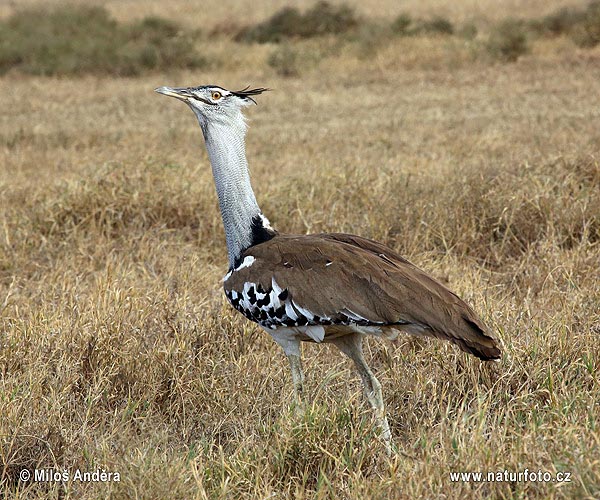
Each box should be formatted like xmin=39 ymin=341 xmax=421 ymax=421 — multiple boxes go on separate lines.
xmin=224 ymin=233 xmax=501 ymax=360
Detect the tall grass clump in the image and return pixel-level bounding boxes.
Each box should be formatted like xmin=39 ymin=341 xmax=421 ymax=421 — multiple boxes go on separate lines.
xmin=268 ymin=44 xmax=300 ymax=77
xmin=236 ymin=1 xmax=357 ymax=43
xmin=408 ymin=157 xmax=599 ymax=267
xmin=0 ymin=6 xmax=205 ymax=76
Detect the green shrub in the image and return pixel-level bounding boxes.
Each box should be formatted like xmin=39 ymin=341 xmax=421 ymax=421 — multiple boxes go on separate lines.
xmin=571 ymin=0 xmax=600 ymax=47
xmin=132 ymin=16 xmax=180 ymax=40
xmin=417 ymin=17 xmax=454 ymax=35
xmin=458 ymin=22 xmax=478 ymax=40
xmin=531 ymin=7 xmax=587 ymax=36
xmin=391 ymin=13 xmax=413 ymax=35
xmin=528 ymin=0 xmax=600 ymax=47
xmin=0 ymin=6 xmax=205 ymax=76
xmin=237 ymin=1 xmax=357 ymax=43
xmin=238 ymin=6 xmax=301 ymax=43
xmin=301 ymin=1 xmax=357 ymax=36
xmin=486 ymin=19 xmax=529 ymax=62
xmin=391 ymin=13 xmax=454 ymax=37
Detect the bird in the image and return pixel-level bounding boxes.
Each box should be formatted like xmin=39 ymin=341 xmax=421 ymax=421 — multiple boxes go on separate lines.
xmin=155 ymin=84 xmax=501 ymax=454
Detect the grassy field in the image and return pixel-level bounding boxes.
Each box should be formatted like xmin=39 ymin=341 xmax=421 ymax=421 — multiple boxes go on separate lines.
xmin=1 ymin=1 xmax=600 ymax=498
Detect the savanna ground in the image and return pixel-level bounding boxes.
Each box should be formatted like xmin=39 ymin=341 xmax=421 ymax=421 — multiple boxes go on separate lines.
xmin=1 ymin=0 xmax=600 ymax=498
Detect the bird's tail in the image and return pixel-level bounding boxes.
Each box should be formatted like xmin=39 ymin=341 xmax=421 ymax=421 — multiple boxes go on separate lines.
xmin=450 ymin=315 xmax=501 ymax=360
xmin=432 ymin=310 xmax=502 ymax=361
xmin=383 ymin=312 xmax=501 ymax=361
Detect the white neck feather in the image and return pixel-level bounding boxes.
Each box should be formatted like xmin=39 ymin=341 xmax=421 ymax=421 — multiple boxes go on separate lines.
xmin=196 ymin=112 xmax=264 ymax=268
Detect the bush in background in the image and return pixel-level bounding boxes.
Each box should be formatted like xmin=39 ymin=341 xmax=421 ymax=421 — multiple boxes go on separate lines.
xmin=391 ymin=13 xmax=413 ymax=35
xmin=417 ymin=17 xmax=454 ymax=35
xmin=531 ymin=7 xmax=588 ymax=36
xmin=486 ymin=19 xmax=529 ymax=62
xmin=0 ymin=6 xmax=205 ymax=76
xmin=391 ymin=13 xmax=454 ymax=36
xmin=236 ymin=1 xmax=357 ymax=43
xmin=571 ymin=0 xmax=600 ymax=47
xmin=529 ymin=0 xmax=600 ymax=47
xmin=457 ymin=22 xmax=478 ymax=40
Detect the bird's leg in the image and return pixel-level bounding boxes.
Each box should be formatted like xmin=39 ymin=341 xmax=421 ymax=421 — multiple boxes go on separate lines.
xmin=333 ymin=333 xmax=392 ymax=455
xmin=271 ymin=332 xmax=305 ymax=415
xmin=355 ymin=357 xmax=392 ymax=455
xmin=287 ymin=353 xmax=305 ymax=414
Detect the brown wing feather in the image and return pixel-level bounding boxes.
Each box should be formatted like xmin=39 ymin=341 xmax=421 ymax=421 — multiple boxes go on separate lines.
xmin=225 ymin=233 xmax=501 ymax=360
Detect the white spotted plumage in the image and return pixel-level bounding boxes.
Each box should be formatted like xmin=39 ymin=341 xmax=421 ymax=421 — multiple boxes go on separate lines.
xmin=223 ymin=255 xmax=256 ymax=282
xmin=224 ymin=267 xmax=389 ymax=335
xmin=237 ymin=255 xmax=255 ymax=270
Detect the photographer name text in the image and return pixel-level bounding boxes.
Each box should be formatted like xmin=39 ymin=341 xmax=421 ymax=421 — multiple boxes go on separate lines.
xmin=20 ymin=468 xmax=120 ymax=483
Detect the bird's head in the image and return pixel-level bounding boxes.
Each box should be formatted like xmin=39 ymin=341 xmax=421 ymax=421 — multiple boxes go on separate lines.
xmin=155 ymin=85 xmax=269 ymax=129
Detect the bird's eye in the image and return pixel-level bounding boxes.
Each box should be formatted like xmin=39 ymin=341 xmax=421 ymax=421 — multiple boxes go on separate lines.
xmin=212 ymin=91 xmax=222 ymax=100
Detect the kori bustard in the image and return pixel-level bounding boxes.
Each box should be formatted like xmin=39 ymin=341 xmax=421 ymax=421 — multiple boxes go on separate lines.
xmin=155 ymin=84 xmax=501 ymax=453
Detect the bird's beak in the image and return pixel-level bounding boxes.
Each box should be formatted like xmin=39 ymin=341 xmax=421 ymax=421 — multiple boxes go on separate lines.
xmin=154 ymin=86 xmax=193 ymax=101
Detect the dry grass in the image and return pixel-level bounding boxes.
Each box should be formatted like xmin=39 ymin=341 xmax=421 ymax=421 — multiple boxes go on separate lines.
xmin=1 ymin=1 xmax=600 ymax=499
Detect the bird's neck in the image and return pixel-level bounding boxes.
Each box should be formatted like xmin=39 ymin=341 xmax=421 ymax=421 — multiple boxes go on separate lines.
xmin=199 ymin=117 xmax=274 ymax=268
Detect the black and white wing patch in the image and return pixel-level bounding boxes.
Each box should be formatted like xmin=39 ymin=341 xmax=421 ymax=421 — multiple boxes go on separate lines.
xmin=224 ymin=275 xmax=389 ymax=333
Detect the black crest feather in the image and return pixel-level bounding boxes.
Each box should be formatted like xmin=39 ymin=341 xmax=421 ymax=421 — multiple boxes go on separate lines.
xmin=231 ymin=86 xmax=271 ymax=104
